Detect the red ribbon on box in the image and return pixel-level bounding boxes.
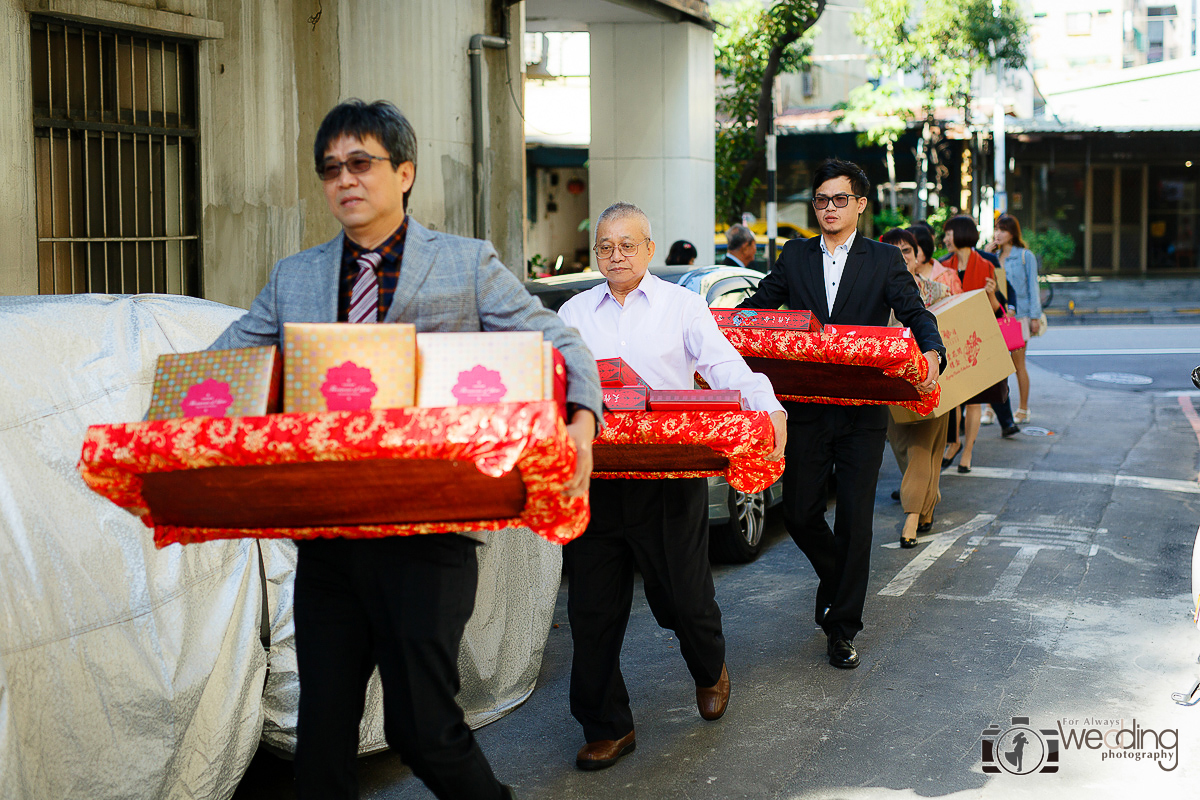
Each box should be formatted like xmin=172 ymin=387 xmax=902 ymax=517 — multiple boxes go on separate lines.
xmin=718 ymin=325 xmax=940 ymax=415
xmin=592 ymin=410 xmax=783 ymax=493
xmin=77 ymin=401 xmax=586 ymax=547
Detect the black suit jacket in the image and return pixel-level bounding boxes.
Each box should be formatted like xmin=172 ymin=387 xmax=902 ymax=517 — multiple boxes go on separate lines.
xmin=722 ymin=255 xmax=743 ymax=268
xmin=739 ymin=233 xmax=946 ymax=369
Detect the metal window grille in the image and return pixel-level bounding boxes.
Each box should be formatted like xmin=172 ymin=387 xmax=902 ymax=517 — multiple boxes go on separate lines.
xmin=31 ymin=16 xmax=200 ymax=296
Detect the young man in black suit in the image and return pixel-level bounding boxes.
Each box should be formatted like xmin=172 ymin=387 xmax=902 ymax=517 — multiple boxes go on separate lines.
xmin=737 ymin=158 xmax=945 ymax=669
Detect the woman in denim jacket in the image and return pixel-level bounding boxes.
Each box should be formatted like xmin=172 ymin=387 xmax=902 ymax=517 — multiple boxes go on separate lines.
xmin=986 ymin=213 xmax=1041 ymax=422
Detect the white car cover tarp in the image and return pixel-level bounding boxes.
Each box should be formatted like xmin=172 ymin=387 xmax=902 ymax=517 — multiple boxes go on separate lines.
xmin=0 ymin=295 xmax=562 ymax=800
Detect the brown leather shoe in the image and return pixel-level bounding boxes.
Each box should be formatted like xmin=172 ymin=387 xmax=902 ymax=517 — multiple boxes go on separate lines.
xmin=575 ymin=730 xmax=636 ymax=771
xmin=696 ymin=663 xmax=730 ymax=721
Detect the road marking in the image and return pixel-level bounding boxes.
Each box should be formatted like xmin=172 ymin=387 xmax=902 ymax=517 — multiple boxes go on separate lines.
xmin=937 ymin=522 xmax=1108 ymax=602
xmin=943 ymin=465 xmax=1200 ymax=495
xmin=1181 ymin=395 xmax=1200 ymax=450
xmin=877 ymin=514 xmax=994 ymax=596
xmin=1027 ymin=348 xmax=1200 ymax=356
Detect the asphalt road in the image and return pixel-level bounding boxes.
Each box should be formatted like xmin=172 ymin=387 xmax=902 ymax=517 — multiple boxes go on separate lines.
xmin=236 ymin=325 xmax=1200 ymax=800
xmin=1025 ymin=324 xmax=1200 ymax=395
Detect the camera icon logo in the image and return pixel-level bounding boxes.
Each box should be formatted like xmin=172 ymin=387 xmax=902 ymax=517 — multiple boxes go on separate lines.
xmin=982 ymin=717 xmax=1060 ymax=775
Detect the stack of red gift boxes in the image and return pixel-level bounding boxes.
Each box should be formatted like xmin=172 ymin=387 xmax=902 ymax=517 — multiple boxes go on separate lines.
xmin=597 ymin=358 xmax=741 ymax=412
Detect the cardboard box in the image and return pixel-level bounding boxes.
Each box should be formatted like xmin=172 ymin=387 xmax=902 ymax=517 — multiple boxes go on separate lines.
xmin=602 ymin=387 xmax=648 ymax=411
xmin=711 ymin=308 xmax=820 ymax=332
xmin=889 ymin=289 xmax=1015 ymax=423
xmin=646 ymin=389 xmax=742 ymax=411
xmin=147 ymin=346 xmax=282 ymax=420
xmin=417 ymin=331 xmax=544 ymax=407
xmin=596 ymin=357 xmax=648 ymax=388
xmin=284 ymin=323 xmax=417 ymax=412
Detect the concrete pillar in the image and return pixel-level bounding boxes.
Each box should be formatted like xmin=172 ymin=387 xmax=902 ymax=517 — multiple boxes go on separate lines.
xmin=588 ymin=21 xmax=715 ymax=266
xmin=0 ymin=0 xmax=38 ymax=295
xmin=337 ymin=0 xmax=526 ymax=276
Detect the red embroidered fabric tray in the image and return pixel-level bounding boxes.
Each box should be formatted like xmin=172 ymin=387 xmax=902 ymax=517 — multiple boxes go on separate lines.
xmin=77 ymin=401 xmax=586 ymax=547
xmin=719 ymin=326 xmax=940 ymax=415
xmin=591 ymin=410 xmax=783 ymax=493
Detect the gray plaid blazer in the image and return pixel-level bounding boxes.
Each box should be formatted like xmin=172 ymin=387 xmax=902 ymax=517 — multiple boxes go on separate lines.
xmin=210 ymin=217 xmax=602 ymax=420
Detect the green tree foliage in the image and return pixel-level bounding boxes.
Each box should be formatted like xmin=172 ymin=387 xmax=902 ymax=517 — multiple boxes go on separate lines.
xmin=714 ymin=0 xmax=825 ymax=224
xmin=833 ymin=82 xmax=924 ymax=212
xmin=847 ymin=0 xmax=1028 ymax=217
xmin=1025 ymin=228 xmax=1076 ymax=270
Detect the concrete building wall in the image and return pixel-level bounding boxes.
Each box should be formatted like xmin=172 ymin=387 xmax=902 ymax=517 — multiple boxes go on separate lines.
xmin=589 ymin=20 xmax=715 ymax=266
xmin=0 ymin=0 xmax=527 ymax=305
xmin=0 ymin=0 xmax=38 ymax=296
xmin=200 ymin=0 xmax=305 ymax=309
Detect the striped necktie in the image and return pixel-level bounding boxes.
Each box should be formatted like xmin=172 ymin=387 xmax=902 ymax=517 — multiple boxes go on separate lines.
xmin=348 ymin=251 xmax=381 ymax=324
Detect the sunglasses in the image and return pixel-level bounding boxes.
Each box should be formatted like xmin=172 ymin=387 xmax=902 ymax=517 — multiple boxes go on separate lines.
xmin=812 ymin=193 xmax=861 ymax=210
xmin=317 ymin=153 xmax=391 ymax=181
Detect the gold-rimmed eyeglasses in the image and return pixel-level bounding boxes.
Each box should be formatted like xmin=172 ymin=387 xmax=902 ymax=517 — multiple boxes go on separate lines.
xmin=812 ymin=193 xmax=860 ymax=210
xmin=593 ymin=238 xmax=650 ymax=260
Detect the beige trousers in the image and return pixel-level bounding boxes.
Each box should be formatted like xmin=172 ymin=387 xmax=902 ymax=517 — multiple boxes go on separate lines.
xmin=886 ymin=413 xmax=950 ymax=524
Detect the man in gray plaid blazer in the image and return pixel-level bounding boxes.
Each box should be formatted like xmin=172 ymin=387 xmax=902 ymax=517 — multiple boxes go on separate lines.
xmin=210 ymin=100 xmax=602 ymax=800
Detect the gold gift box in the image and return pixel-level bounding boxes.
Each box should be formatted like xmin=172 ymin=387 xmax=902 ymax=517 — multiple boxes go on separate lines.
xmin=147 ymin=346 xmax=281 ymax=420
xmin=284 ymin=323 xmax=416 ymax=412
xmin=416 ymin=331 xmax=546 ymax=407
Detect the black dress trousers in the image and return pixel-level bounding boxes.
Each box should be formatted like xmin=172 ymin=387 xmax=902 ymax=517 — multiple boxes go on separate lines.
xmin=563 ymin=476 xmax=724 ymax=743
xmin=292 ymin=535 xmax=504 ymax=800
xmin=780 ymin=402 xmax=888 ymax=642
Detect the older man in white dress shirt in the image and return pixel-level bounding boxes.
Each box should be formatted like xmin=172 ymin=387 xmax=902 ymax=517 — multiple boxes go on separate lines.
xmin=558 ymin=202 xmax=787 ymax=771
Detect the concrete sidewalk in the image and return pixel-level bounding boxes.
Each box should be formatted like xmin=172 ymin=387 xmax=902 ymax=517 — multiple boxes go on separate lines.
xmin=1045 ymin=276 xmax=1200 ymax=325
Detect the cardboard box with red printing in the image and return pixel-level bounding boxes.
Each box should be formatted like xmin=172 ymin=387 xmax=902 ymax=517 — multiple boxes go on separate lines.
xmin=646 ymin=389 xmax=742 ymax=411
xmin=711 ymin=308 xmax=820 ymax=332
xmin=596 ymin=357 xmax=648 ymax=388
xmin=889 ymin=289 xmax=1015 ymax=423
xmin=148 ymin=346 xmax=282 ymax=420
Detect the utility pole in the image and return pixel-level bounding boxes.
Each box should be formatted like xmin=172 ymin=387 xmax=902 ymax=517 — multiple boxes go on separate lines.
xmin=992 ymin=0 xmax=1007 ymax=216
xmin=767 ymin=133 xmax=778 ymax=267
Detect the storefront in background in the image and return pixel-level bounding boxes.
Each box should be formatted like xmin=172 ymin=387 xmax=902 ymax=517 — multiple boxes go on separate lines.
xmin=1008 ymin=128 xmax=1200 ymax=273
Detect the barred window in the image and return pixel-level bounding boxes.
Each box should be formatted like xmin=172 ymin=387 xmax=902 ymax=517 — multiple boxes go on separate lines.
xmin=31 ymin=17 xmax=200 ymax=296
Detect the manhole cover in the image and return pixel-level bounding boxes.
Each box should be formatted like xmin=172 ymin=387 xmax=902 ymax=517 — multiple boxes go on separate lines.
xmin=1021 ymin=426 xmax=1054 ymax=437
xmin=1086 ymin=372 xmax=1153 ymax=385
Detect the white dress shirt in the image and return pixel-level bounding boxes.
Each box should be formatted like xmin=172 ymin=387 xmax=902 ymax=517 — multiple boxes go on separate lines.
xmin=819 ymin=229 xmax=856 ymax=317
xmin=558 ymin=273 xmax=784 ymax=415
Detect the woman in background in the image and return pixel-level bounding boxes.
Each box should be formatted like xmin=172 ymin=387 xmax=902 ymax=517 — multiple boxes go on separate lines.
xmin=986 ymin=214 xmax=1041 ymax=423
xmin=882 ymin=228 xmax=950 ymax=546
xmin=939 ymin=215 xmax=1019 ymax=473
xmin=665 ymin=240 xmax=698 ymax=266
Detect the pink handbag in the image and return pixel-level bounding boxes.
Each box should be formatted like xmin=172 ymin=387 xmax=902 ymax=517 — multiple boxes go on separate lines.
xmin=997 ymin=313 xmax=1026 ymax=352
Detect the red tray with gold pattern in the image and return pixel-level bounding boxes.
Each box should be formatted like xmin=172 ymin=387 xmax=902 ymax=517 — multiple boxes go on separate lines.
xmin=77 ymin=401 xmax=585 ymax=547
xmin=591 ymin=410 xmax=783 ymax=493
xmin=717 ymin=325 xmax=940 ymax=415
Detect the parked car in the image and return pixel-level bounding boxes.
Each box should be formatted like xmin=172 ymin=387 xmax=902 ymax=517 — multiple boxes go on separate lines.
xmin=525 ymin=265 xmax=782 ymax=563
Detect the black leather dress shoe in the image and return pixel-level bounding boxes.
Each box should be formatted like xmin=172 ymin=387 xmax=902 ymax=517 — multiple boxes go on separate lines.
xmin=827 ymin=636 xmax=859 ymax=669
xmin=916 ymin=518 xmax=933 ymax=533
xmin=1001 ymin=424 xmax=1021 ymax=438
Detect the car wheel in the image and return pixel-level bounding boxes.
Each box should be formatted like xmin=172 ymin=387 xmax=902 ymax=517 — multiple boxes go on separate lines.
xmin=708 ymin=486 xmax=766 ymax=564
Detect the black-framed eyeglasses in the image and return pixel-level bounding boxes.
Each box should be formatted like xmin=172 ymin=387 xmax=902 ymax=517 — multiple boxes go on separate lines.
xmin=317 ymin=153 xmax=391 ymax=181
xmin=812 ymin=193 xmax=860 ymax=210
xmin=593 ymin=238 xmax=650 ymax=260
